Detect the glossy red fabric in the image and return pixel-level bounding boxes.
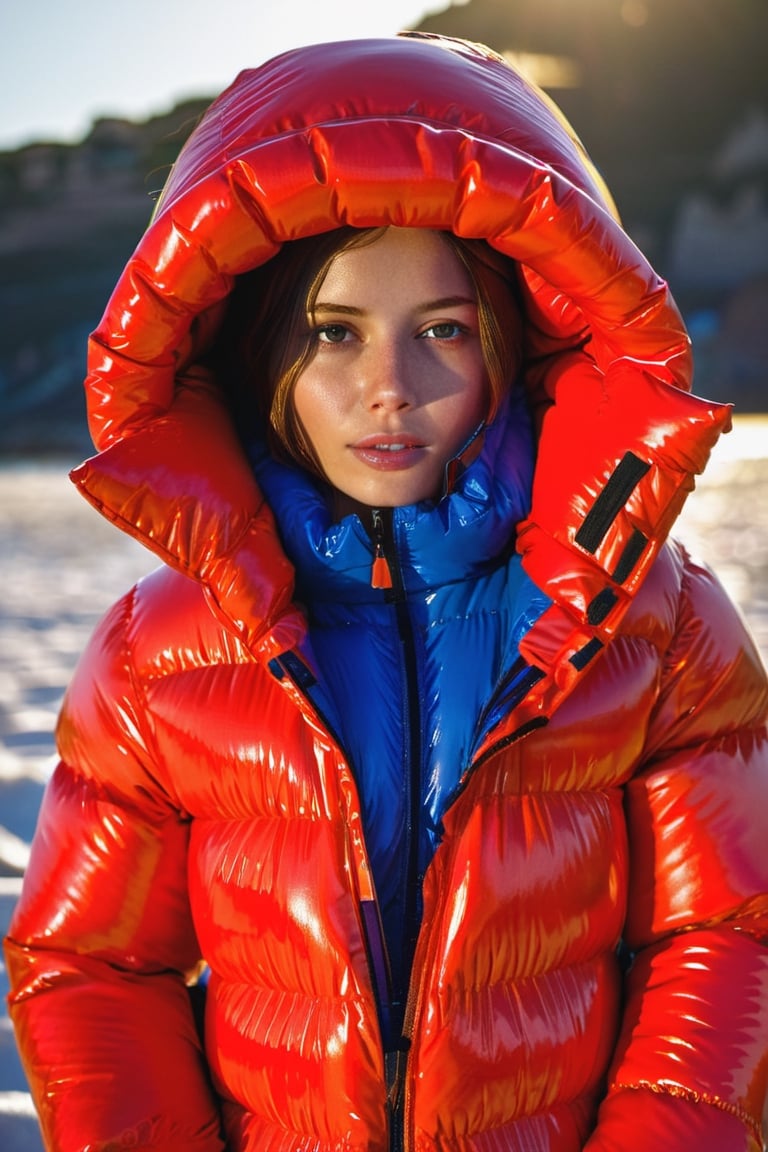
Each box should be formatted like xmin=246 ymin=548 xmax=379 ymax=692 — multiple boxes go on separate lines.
xmin=5 ymin=33 xmax=768 ymax=1152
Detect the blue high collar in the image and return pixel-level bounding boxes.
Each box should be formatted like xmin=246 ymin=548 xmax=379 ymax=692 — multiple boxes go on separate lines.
xmin=251 ymin=388 xmax=535 ymax=599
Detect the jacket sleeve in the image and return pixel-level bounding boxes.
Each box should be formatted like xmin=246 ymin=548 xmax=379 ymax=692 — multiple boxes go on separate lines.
xmin=3 ymin=587 xmax=226 ymax=1152
xmin=586 ymin=546 xmax=768 ymax=1151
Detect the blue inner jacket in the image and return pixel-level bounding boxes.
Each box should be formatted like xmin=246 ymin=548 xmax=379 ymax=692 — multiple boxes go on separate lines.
xmin=253 ymin=389 xmax=550 ymax=1029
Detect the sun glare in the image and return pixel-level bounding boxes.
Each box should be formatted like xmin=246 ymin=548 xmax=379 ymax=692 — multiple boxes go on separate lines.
xmin=620 ymin=0 xmax=650 ymax=27
xmin=503 ymin=51 xmax=582 ymax=90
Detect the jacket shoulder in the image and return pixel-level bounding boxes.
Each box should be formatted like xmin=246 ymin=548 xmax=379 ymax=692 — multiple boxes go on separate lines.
xmin=56 ymin=566 xmax=253 ymax=800
xmin=123 ymin=564 xmax=254 ymax=678
xmin=634 ymin=538 xmax=768 ymax=752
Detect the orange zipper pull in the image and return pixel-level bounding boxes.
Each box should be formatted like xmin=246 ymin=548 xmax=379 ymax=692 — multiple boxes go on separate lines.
xmin=371 ymin=509 xmax=394 ymax=589
xmin=372 ymin=545 xmax=393 ymax=589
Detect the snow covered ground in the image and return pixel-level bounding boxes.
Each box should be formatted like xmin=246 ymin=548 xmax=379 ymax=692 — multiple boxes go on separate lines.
xmin=1 ymin=419 xmax=767 ymax=1149
xmin=0 ymin=458 xmax=154 ymax=1151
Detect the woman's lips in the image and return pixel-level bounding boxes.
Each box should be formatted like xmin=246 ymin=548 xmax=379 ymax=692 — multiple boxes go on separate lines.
xmin=349 ymin=435 xmax=426 ymax=470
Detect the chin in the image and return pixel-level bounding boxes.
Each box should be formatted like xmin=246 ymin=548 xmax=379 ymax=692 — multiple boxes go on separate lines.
xmin=366 ymin=488 xmax=436 ymax=510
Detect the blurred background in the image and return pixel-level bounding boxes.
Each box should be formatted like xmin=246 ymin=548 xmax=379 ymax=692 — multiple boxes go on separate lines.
xmin=1 ymin=1 xmax=767 ymax=1148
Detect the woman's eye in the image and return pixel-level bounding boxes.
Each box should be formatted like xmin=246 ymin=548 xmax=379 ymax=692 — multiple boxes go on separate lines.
xmin=420 ymin=322 xmax=464 ymax=340
xmin=316 ymin=323 xmax=350 ymax=344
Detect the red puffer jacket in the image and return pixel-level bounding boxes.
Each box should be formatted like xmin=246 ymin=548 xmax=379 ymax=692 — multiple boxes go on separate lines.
xmin=5 ymin=33 xmax=768 ymax=1152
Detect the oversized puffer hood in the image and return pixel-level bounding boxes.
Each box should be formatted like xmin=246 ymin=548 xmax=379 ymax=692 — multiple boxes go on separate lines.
xmin=71 ymin=32 xmax=731 ymax=721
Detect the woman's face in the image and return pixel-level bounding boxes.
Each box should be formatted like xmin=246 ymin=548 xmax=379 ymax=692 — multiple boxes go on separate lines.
xmin=292 ymin=227 xmax=488 ymax=519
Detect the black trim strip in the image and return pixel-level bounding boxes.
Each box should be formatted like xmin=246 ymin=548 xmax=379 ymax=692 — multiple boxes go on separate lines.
xmin=587 ymin=587 xmax=619 ymax=625
xmin=575 ymin=452 xmax=650 ymax=554
xmin=570 ymin=636 xmax=604 ymax=670
xmin=611 ymin=527 xmax=649 ymax=584
xmin=470 ymin=716 xmax=549 ymax=774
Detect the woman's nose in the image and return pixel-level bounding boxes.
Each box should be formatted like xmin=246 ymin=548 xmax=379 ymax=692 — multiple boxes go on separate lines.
xmin=361 ymin=343 xmax=414 ymax=410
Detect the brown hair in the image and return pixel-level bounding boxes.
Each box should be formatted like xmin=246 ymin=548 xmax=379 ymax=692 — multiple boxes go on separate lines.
xmin=219 ymin=227 xmax=523 ymax=475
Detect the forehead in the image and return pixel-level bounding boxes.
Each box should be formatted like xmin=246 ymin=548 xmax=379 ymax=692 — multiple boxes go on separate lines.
xmin=316 ymin=227 xmax=476 ymax=302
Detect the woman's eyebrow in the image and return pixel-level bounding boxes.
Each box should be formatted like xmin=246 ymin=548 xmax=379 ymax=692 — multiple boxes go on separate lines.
xmin=313 ymin=295 xmax=477 ymax=315
xmin=313 ymin=303 xmax=364 ymax=315
xmin=419 ymin=295 xmax=477 ymax=311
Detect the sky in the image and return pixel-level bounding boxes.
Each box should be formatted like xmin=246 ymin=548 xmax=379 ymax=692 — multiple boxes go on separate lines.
xmin=0 ymin=0 xmax=442 ymax=151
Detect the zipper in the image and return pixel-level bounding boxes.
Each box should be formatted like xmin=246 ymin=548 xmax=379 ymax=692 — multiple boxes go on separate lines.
xmin=369 ymin=513 xmax=553 ymax=1149
xmin=269 ymin=528 xmax=421 ymax=1151
xmin=267 ymin=651 xmax=397 ymax=1070
xmin=272 ymin=519 xmax=554 ymax=1151
xmin=368 ymin=507 xmax=423 ymax=1150
xmin=371 ymin=508 xmax=423 ymax=986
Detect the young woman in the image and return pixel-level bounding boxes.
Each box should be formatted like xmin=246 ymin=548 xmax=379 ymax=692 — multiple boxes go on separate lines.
xmin=5 ymin=33 xmax=768 ymax=1152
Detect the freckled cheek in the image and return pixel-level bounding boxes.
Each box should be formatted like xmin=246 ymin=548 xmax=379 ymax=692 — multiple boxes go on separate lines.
xmin=294 ymin=379 xmax=353 ymax=439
